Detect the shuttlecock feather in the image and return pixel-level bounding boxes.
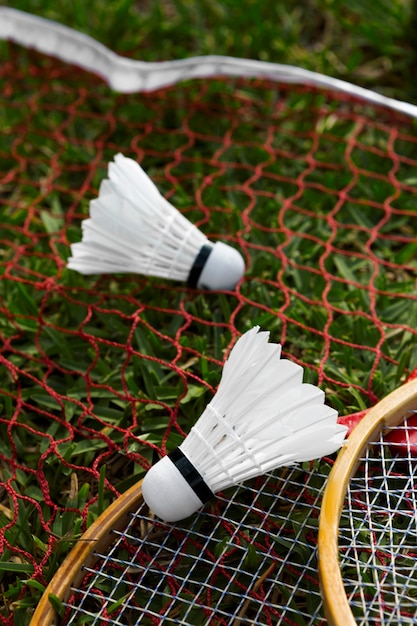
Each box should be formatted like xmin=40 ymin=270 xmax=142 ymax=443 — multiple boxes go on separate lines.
xmin=142 ymin=326 xmax=348 ymax=522
xmin=67 ymin=154 xmax=245 ymax=290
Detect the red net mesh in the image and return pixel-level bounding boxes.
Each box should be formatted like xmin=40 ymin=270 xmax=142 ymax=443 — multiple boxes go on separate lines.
xmin=1 ymin=42 xmax=417 ymax=623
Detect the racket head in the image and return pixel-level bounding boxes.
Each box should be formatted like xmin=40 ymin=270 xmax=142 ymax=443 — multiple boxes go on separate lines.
xmin=31 ymin=461 xmax=338 ymax=625
xmin=31 ymin=480 xmax=145 ymax=624
xmin=318 ymin=377 xmax=417 ymax=626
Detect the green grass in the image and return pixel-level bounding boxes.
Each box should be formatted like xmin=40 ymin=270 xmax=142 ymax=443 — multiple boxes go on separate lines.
xmin=0 ymin=0 xmax=417 ymax=624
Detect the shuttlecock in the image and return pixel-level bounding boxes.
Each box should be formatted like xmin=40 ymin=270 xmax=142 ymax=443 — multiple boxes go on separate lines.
xmin=67 ymin=154 xmax=245 ymax=290
xmin=142 ymin=326 xmax=348 ymax=522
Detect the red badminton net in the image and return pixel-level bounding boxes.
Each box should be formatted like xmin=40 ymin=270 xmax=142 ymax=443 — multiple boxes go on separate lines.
xmin=0 ymin=40 xmax=417 ymax=624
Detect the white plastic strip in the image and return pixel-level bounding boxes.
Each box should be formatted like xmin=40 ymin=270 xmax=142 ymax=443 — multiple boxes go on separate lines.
xmin=1 ymin=7 xmax=417 ymax=118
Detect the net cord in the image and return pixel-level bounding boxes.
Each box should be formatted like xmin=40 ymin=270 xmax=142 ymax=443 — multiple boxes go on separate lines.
xmin=1 ymin=7 xmax=417 ymax=118
xmin=29 ymin=480 xmax=145 ymax=626
xmin=318 ymin=377 xmax=417 ymax=626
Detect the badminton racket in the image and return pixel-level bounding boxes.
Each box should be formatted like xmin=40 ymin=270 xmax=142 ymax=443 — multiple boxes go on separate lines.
xmin=30 ymin=460 xmax=335 ymax=625
xmin=318 ymin=377 xmax=417 ymax=625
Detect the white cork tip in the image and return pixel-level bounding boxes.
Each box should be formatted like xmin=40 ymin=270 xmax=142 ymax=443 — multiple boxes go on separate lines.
xmin=197 ymin=241 xmax=245 ymax=290
xmin=142 ymin=455 xmax=204 ymax=523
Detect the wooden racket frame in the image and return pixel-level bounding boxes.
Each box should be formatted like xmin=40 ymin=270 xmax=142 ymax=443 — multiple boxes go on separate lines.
xmin=31 ymin=378 xmax=417 ymax=625
xmin=318 ymin=377 xmax=417 ymax=626
xmin=30 ymin=479 xmax=145 ymax=625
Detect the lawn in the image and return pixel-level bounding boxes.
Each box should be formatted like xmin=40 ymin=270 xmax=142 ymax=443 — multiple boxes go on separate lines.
xmin=0 ymin=1 xmax=416 ymax=624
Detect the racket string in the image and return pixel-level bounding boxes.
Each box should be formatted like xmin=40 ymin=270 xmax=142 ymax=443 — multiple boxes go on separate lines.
xmin=338 ymin=413 xmax=417 ymax=625
xmin=62 ymin=465 xmax=332 ymax=625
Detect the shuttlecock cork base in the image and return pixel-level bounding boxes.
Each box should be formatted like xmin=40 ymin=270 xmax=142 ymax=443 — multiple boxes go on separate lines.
xmin=142 ymin=450 xmax=214 ymax=523
xmin=142 ymin=326 xmax=348 ymax=523
xmin=187 ymin=241 xmax=244 ymax=291
xmin=67 ymin=154 xmax=245 ymax=291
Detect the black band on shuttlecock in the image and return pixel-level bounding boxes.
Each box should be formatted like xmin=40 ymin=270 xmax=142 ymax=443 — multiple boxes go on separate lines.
xmin=187 ymin=244 xmax=213 ymax=288
xmin=168 ymin=448 xmax=214 ymax=504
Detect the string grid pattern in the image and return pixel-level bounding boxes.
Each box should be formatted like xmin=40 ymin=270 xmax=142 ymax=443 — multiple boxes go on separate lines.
xmin=339 ymin=413 xmax=417 ymax=625
xmin=0 ymin=41 xmax=416 ymax=624
xmin=64 ymin=467 xmax=328 ymax=625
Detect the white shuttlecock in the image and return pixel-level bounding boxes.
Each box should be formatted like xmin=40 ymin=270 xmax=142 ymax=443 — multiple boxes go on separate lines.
xmin=67 ymin=154 xmax=245 ymax=290
xmin=142 ymin=326 xmax=348 ymax=522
